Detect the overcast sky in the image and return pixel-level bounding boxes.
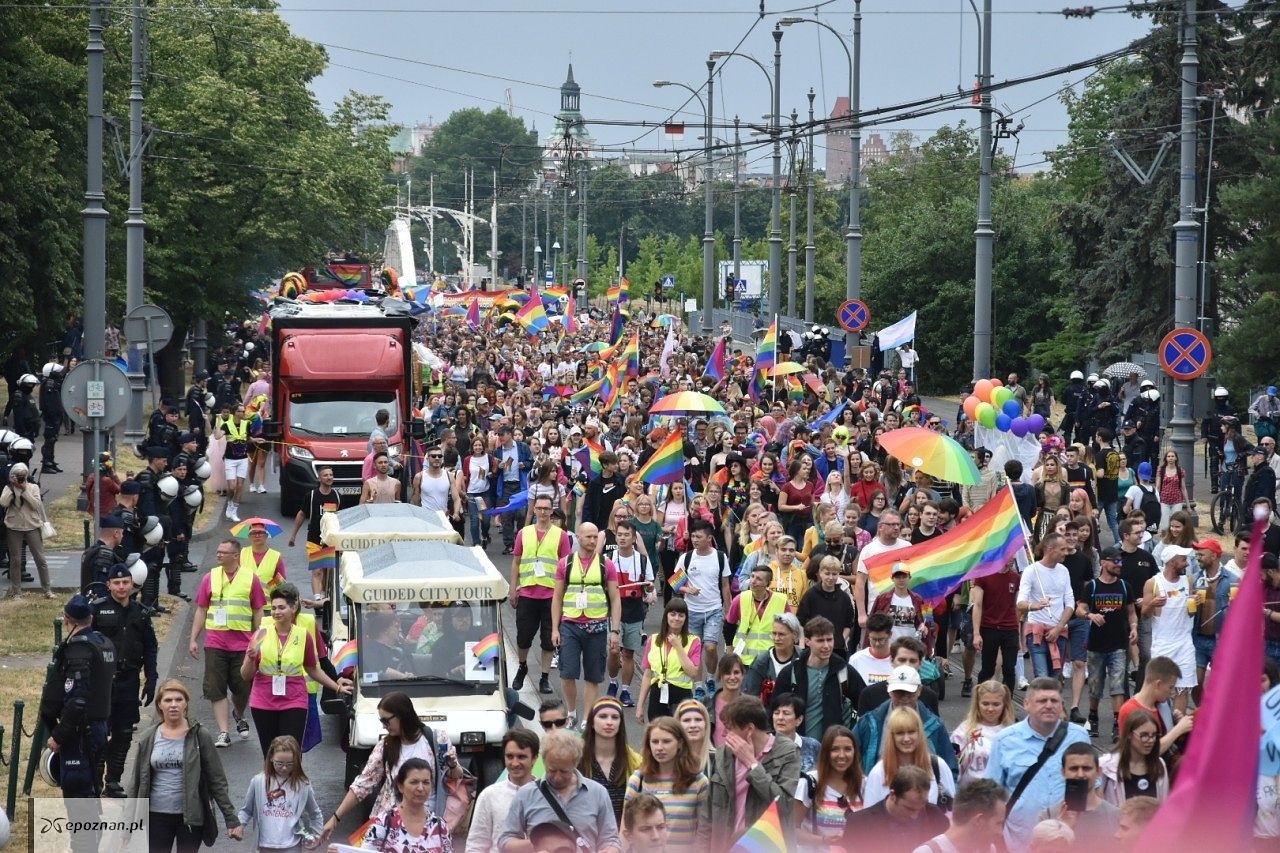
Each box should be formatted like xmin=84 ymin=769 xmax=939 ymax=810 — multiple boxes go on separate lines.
xmin=278 ymin=1 xmax=1154 ymax=173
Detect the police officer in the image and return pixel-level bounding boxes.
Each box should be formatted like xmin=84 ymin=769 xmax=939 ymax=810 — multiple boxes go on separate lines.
xmin=1202 ymin=386 xmax=1237 ymax=492
xmin=79 ymin=514 xmax=125 ymax=594
xmin=39 ymin=594 xmax=114 ymax=851
xmin=10 ymin=373 xmax=40 ymax=443
xmin=186 ymin=370 xmax=213 ymax=448
xmin=39 ymin=361 xmax=65 ymax=474
xmin=164 ymin=456 xmax=194 ymax=600
xmin=92 ymin=564 xmax=157 ymax=797
xmin=1060 ymin=370 xmax=1086 ymax=445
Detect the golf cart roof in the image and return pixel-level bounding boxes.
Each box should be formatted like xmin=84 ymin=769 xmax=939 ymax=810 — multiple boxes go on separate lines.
xmin=341 ymin=540 xmax=509 ymax=603
xmin=321 ymin=503 xmax=461 ymax=550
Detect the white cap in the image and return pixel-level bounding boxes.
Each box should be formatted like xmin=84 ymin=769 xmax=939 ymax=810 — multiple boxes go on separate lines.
xmin=1160 ymin=545 xmax=1193 ymax=566
xmin=886 ymin=665 xmax=922 ymax=693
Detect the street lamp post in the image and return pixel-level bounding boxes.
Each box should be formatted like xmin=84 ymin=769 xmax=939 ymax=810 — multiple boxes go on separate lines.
xmin=805 ymin=90 xmax=816 ymax=323
xmin=520 ymin=192 xmax=527 ymax=284
xmin=769 ymin=26 xmax=784 ymax=319
xmin=787 ymin=108 xmax=798 ymax=320
xmin=702 ymin=58 xmax=716 ymax=335
xmin=733 ymin=117 xmax=742 ymax=308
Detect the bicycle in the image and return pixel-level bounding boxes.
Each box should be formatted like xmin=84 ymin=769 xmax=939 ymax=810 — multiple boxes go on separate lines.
xmin=1210 ymin=464 xmax=1243 ymax=534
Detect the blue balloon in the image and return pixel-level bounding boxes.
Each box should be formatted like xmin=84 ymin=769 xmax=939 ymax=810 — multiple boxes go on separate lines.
xmin=995 ymin=413 xmax=1012 ymax=432
xmin=1002 ymin=399 xmax=1022 ymax=418
xmin=1011 ymin=416 xmax=1030 ymax=437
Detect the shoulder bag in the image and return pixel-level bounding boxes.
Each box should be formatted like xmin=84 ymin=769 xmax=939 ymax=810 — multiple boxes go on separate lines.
xmin=1004 ymin=721 xmax=1069 ymax=814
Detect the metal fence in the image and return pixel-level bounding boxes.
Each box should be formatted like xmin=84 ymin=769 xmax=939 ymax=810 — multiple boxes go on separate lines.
xmin=686 ymin=308 xmax=811 ymax=346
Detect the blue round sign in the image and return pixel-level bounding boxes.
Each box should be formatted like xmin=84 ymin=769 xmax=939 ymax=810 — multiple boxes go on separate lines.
xmin=838 ymin=299 xmax=870 ymax=333
xmin=1158 ymin=327 xmax=1212 ymax=380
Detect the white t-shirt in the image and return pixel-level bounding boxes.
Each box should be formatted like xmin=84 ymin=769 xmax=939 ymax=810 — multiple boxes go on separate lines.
xmin=863 ymin=758 xmax=953 ymax=808
xmin=856 ymin=537 xmax=909 ymax=614
xmin=850 ymin=648 xmax=896 ymax=684
xmin=888 ymin=592 xmax=918 ymax=641
xmin=681 ymin=549 xmax=730 ymax=614
xmin=1017 ymin=562 xmax=1075 ymax=627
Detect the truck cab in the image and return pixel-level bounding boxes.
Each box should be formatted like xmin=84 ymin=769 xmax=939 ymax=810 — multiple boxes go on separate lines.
xmin=327 ymin=540 xmax=513 ymax=788
xmin=265 ymin=298 xmax=423 ymax=515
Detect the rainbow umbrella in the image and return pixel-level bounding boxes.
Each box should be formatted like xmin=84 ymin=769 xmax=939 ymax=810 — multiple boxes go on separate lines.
xmin=580 ymin=341 xmax=611 ymax=353
xmin=230 ymin=517 xmax=284 ymax=539
xmin=768 ymin=361 xmax=808 ymax=377
xmin=878 ymin=427 xmax=981 ymax=486
xmin=648 ymin=391 xmax=727 ymax=416
xmin=649 ymin=314 xmax=679 ymax=328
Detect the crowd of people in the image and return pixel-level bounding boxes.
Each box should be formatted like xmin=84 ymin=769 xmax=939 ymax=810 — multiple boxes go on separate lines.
xmin=13 ymin=291 xmax=1280 ymax=852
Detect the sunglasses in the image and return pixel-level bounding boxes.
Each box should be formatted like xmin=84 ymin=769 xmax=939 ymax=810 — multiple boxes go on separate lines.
xmin=378 ymin=715 xmax=395 ymax=726
xmin=540 ymin=717 xmax=570 ymax=730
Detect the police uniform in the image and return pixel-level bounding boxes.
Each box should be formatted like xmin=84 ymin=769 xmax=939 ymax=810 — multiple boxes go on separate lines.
xmin=133 ymin=450 xmax=172 ymax=610
xmin=39 ymin=596 xmax=114 ymax=804
xmin=91 ymin=566 xmax=158 ymax=796
xmin=79 ymin=515 xmax=125 ymax=595
xmin=39 ymin=368 xmax=64 ymax=472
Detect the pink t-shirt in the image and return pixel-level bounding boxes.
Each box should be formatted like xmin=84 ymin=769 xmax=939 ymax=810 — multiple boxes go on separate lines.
xmin=554 ymin=554 xmax=619 ymax=623
xmin=513 ymin=527 xmax=572 ymax=601
xmin=724 ymin=593 xmax=792 ymax=627
xmin=195 ymin=569 xmax=268 ymax=652
xmin=249 ymin=628 xmax=319 ymax=711
xmin=247 ymin=549 xmax=286 ymax=582
xmin=641 ymin=635 xmax=703 ymax=673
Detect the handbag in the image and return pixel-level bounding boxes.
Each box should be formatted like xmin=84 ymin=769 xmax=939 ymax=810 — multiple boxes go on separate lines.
xmin=442 ymin=769 xmax=478 ymax=836
xmin=38 ymin=500 xmax=55 ymax=539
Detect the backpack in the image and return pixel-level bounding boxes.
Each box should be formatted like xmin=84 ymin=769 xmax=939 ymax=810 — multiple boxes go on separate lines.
xmin=679 ymin=548 xmax=731 ymax=583
xmin=1137 ymin=485 xmax=1161 ymax=531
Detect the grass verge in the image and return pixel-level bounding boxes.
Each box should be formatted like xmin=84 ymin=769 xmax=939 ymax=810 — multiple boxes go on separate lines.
xmin=0 ymin=596 xmax=178 ymax=843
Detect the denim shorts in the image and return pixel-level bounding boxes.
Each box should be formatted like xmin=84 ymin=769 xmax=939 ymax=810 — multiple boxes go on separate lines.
xmin=1192 ymin=633 xmax=1217 ymax=669
xmin=1087 ymin=648 xmax=1128 ymax=698
xmin=559 ymin=620 xmax=607 ymax=683
xmin=687 ymin=608 xmax=724 ymax=649
xmin=1067 ymin=616 xmax=1091 ymax=662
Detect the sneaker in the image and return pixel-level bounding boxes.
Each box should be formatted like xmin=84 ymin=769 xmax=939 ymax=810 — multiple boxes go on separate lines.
xmin=705 ymin=677 xmax=717 ymax=695
xmin=620 ymin=687 xmax=634 ymax=708
xmin=103 ymin=783 xmax=125 ymax=798
xmin=214 ymin=731 xmax=232 ymax=748
xmin=1069 ymin=707 xmax=1087 ymax=725
xmin=961 ymin=678 xmax=973 ymax=698
xmin=693 ymin=685 xmax=707 ymax=701
xmin=224 ymin=505 xmax=234 ymax=520
xmin=550 ymin=652 xmax=559 ymax=670
xmin=1063 ymin=662 xmax=1074 ymax=679
xmin=566 ymin=714 xmax=578 ymax=731
xmin=235 ymin=716 xmax=250 ymax=740
xmin=229 ymin=505 xmax=241 ymax=523
xmin=606 ymin=680 xmax=618 ymax=698
xmin=1088 ymin=713 xmax=1099 ymax=738
xmin=1017 ymin=676 xmax=1029 ymax=691
xmin=512 ymin=663 xmax=528 ymax=691
xmin=539 ymin=674 xmax=553 ymax=695
xmin=312 ymin=591 xmax=329 ymax=605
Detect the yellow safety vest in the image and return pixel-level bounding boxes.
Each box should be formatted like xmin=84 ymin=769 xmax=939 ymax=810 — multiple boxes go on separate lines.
xmin=646 ymin=634 xmax=697 ymax=689
xmin=257 ymin=623 xmax=308 ymax=678
xmin=243 ymin=549 xmax=283 ymax=605
xmin=735 ymin=591 xmax=788 ymax=666
xmin=206 ymin=568 xmax=255 ymax=633
xmin=297 ymin=612 xmax=322 ymax=695
xmin=223 ymin=417 xmax=249 ymax=457
xmin=562 ymin=552 xmax=609 ymax=621
xmin=518 ymin=525 xmax=563 ymax=592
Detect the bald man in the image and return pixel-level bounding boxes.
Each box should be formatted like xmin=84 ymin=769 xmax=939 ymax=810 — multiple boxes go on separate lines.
xmin=551 ymin=523 xmax=622 ymax=726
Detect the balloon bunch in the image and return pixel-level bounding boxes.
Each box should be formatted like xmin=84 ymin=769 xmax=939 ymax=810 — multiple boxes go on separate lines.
xmin=962 ymin=378 xmax=1047 ymax=437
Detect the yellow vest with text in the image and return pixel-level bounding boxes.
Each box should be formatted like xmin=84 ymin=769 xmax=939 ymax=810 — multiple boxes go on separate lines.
xmin=646 ymin=634 xmax=698 ymax=690
xmin=243 ymin=548 xmax=283 ymax=604
xmin=257 ymin=623 xmax=308 ymax=679
xmin=562 ymin=553 xmax=609 ymax=621
xmin=206 ymin=567 xmax=255 ymax=633
xmin=297 ymin=613 xmax=322 ymax=695
xmin=735 ymin=590 xmax=788 ymax=665
xmin=518 ymin=525 xmax=563 ymax=592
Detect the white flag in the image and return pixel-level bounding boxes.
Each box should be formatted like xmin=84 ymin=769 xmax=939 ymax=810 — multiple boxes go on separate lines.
xmin=659 ymin=325 xmax=677 ymax=378
xmin=877 ymin=310 xmax=918 ymax=351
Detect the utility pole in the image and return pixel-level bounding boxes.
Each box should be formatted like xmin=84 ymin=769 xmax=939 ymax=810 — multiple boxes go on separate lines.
xmin=733 ymin=116 xmax=742 ymax=298
xmin=972 ymin=0 xmax=994 ymax=381
xmin=805 ymin=90 xmax=816 ymax=323
xmin=787 ymin=109 xmax=798 ymax=319
xmin=577 ymin=162 xmax=588 ymax=282
xmin=846 ymin=0 xmax=863 ymax=362
xmin=702 ymin=58 xmax=716 ymax=334
xmin=520 ymin=193 xmax=527 ymax=284
xmin=80 ymin=0 xmax=108 ymax=491
xmin=1170 ymin=0 xmax=1200 ymax=496
xmin=490 ymin=170 xmax=498 ymax=288
xmin=768 ymin=26 xmax=784 ymax=319
xmin=124 ymin=0 xmax=148 ymax=440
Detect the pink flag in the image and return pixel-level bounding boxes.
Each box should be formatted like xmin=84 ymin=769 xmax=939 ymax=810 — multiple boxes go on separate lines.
xmin=659 ymin=325 xmax=677 ymax=378
xmin=1137 ymin=511 xmax=1267 ymax=850
xmin=704 ymin=336 xmax=726 ymax=383
xmin=466 ymin=297 xmax=480 ymax=330
xmin=566 ymin=296 xmax=579 ymax=334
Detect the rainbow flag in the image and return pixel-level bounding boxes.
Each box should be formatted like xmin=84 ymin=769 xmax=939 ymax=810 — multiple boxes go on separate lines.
xmin=306 ymin=542 xmax=336 ymax=573
xmin=570 ymin=377 xmax=603 ymax=404
xmin=667 ymin=564 xmax=690 ymax=593
xmin=729 ymin=799 xmax=786 ymax=853
xmin=473 ymin=632 xmax=500 ymax=666
xmin=607 ymin=276 xmax=630 ymax=303
xmin=574 ymin=439 xmax=603 ymax=477
xmin=600 ymin=361 xmax=623 ymax=410
xmin=466 ymin=297 xmax=480 ymax=330
xmin=622 ymin=330 xmax=640 ymax=378
xmin=749 ymin=318 xmax=778 ymax=402
xmin=862 ymin=485 xmax=1027 ymax=603
xmin=704 ymin=336 xmax=727 ymax=382
xmin=635 ymin=428 xmax=685 ymax=485
xmin=609 ymin=305 xmax=627 ymax=345
xmin=743 ymin=535 xmax=765 ymax=557
xmin=331 ymin=639 xmax=358 ymax=673
xmin=515 ymin=285 xmax=550 ymax=333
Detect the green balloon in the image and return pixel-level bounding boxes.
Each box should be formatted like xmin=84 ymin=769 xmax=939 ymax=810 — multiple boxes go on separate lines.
xmin=993 ymin=386 xmax=1013 ymax=406
xmin=976 ymin=401 xmax=997 ymax=428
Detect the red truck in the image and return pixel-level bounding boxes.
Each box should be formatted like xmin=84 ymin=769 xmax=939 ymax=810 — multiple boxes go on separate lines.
xmin=264 ymin=298 xmax=423 ymax=516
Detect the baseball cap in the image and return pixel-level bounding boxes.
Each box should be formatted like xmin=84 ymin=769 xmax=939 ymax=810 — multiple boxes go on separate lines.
xmin=1192 ymin=539 xmax=1223 ymax=557
xmin=64 ymin=595 xmax=92 ymax=621
xmin=886 ymin=665 xmax=922 ymax=693
xmin=1137 ymin=462 xmax=1153 ymax=480
xmin=890 ymin=562 xmax=910 ymax=577
xmin=1099 ymin=545 xmax=1123 ymax=563
xmin=1160 ymin=545 xmax=1193 ymax=565
xmin=568 ymin=425 xmax=583 ymax=436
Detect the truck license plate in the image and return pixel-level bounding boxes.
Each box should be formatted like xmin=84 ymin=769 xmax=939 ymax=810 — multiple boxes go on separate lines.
xmin=334 ymin=486 xmax=361 ymax=496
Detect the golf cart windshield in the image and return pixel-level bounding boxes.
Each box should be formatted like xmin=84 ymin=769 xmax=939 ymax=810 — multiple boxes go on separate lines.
xmin=355 ymin=601 xmax=500 ymax=697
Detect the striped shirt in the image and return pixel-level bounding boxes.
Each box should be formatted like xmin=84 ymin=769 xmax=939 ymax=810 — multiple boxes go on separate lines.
xmin=624 ymin=771 xmax=709 ymax=847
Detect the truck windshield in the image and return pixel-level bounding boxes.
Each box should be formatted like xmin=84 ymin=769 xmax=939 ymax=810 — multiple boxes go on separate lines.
xmin=288 ymin=392 xmax=398 ymax=437
xmin=355 ymin=602 xmax=501 ymax=693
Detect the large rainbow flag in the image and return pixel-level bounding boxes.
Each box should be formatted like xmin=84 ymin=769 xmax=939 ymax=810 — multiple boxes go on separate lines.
xmin=862 ymin=485 xmax=1027 ymax=603
xmin=729 ymin=799 xmax=786 ymax=853
xmin=634 ymin=429 xmax=685 ymax=485
xmin=749 ymin=318 xmax=778 ymax=402
xmin=621 ymin=330 xmax=640 ymax=378
xmin=515 ymin=285 xmax=550 ymax=333
xmin=606 ymin=276 xmax=630 ymax=304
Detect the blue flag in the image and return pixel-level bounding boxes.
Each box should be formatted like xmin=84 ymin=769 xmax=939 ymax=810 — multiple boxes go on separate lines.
xmin=809 ymin=399 xmax=848 ymax=431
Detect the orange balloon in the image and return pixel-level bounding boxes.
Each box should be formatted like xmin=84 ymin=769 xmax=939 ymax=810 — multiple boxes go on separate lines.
xmin=974 ymin=379 xmax=994 ymax=402
xmin=990 ymin=378 xmax=1004 ymax=388
xmin=963 ymin=395 xmax=980 ymax=420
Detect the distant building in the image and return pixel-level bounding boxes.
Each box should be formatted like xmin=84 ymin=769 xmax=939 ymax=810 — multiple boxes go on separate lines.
xmin=390 ymin=120 xmax=438 ymax=173
xmin=823 ymin=96 xmax=889 ymax=183
xmin=543 ymin=64 xmax=595 ymax=178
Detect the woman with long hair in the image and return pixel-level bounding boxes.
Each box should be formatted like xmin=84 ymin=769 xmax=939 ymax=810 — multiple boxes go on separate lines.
xmin=524 ymin=459 xmax=565 ymax=524
xmin=778 ymin=456 xmax=818 ymax=543
xmin=1099 ymin=709 xmax=1169 ymax=805
xmin=579 ymin=696 xmax=642 ymax=825
xmin=459 ymin=436 xmax=496 ymax=545
xmin=736 ymin=519 xmax=785 ymax=591
xmin=949 ymin=680 xmax=1015 ymax=785
xmin=322 ymin=691 xmax=456 ymax=838
xmin=624 ymin=717 xmax=709 ymax=846
xmin=862 ymin=707 xmax=955 ymax=807
xmin=1032 ymin=376 xmax=1056 ymax=419
xmin=658 ymin=480 xmax=690 ymax=593
xmin=722 ymin=455 xmax=753 ymax=524
xmin=731 ymin=503 xmax=769 ymax=582
xmin=849 ymin=461 xmax=885 ymax=516
xmin=858 ymin=490 xmax=889 ymax=538
xmin=1033 ymin=454 xmax=1069 ymax=543
xmin=636 ymin=599 xmax=702 ymax=723
xmin=819 ymin=471 xmax=849 ymax=518
xmin=703 ymin=653 xmax=745 ymax=747
xmin=1156 ymin=449 xmax=1191 ymax=532
xmin=631 ymin=493 xmax=663 ymax=562
xmin=793 ymin=726 xmax=865 ymax=848
xmin=356 ymin=758 xmax=453 ymax=852
xmin=675 ymin=699 xmax=714 ymax=777
xmin=1152 ymin=508 xmax=1196 ymax=567
xmin=1116 ymin=451 xmax=1136 ymax=496
xmin=236 ymin=735 xmax=322 ymax=849
xmin=1066 ymin=489 xmax=1098 ymax=550
xmin=128 ymin=679 xmax=242 ymax=851
xmin=752 ymin=453 xmax=782 ymax=511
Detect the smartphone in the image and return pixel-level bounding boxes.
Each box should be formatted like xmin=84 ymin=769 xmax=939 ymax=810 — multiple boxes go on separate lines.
xmin=1064 ymin=777 xmax=1090 ymax=813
